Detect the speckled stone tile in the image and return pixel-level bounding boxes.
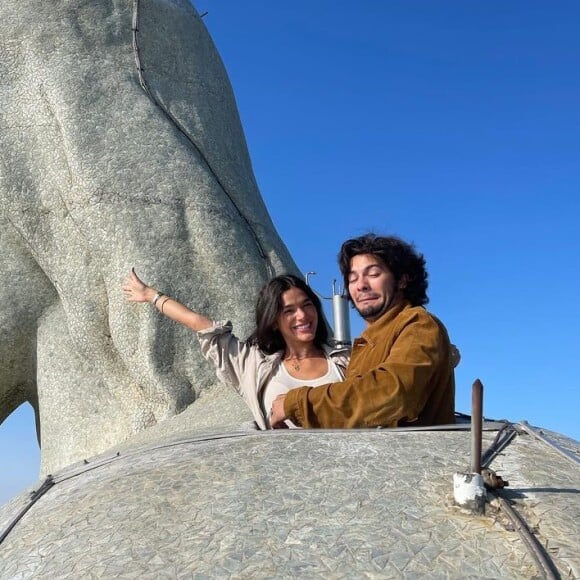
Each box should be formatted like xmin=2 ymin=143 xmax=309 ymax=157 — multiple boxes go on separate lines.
xmin=0 ymin=428 xmax=577 ymax=578
xmin=488 ymin=428 xmax=580 ymax=579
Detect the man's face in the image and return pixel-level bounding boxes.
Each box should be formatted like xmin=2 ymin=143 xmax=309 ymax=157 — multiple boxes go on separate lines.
xmin=347 ymin=254 xmax=402 ymax=323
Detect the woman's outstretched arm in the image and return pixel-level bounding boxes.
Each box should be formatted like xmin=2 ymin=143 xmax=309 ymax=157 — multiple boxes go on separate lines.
xmin=122 ymin=268 xmax=213 ymax=332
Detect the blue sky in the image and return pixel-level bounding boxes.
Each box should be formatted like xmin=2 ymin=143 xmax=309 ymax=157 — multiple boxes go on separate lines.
xmin=1 ymin=1 xmax=579 ymax=505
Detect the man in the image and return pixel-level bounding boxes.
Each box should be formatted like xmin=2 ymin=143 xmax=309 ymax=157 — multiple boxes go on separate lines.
xmin=270 ymin=233 xmax=456 ymax=428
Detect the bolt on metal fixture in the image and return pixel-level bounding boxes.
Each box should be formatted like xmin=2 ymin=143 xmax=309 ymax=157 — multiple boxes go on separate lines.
xmin=305 ymin=272 xmax=351 ymax=347
xmin=481 ymin=468 xmax=509 ymax=490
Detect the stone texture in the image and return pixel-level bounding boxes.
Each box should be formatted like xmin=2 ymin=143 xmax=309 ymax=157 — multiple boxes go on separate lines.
xmin=0 ymin=0 xmax=296 ymax=474
xmin=1 ymin=426 xmax=577 ymax=578
xmin=2 ymin=4 xmax=578 ymax=575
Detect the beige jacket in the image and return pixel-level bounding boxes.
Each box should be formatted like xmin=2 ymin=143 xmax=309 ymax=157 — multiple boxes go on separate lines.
xmin=197 ymin=321 xmax=351 ymax=429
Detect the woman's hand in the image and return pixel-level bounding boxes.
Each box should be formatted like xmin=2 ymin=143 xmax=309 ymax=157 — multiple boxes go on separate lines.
xmin=123 ymin=268 xmax=213 ymax=331
xmin=122 ymin=268 xmax=156 ymax=303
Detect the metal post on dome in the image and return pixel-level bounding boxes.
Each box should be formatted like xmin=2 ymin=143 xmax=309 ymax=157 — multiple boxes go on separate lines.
xmin=305 ymin=272 xmax=351 ymax=348
xmin=331 ymin=279 xmax=351 ymax=348
xmin=453 ymin=379 xmax=487 ymax=514
xmin=471 ymin=379 xmax=484 ymax=475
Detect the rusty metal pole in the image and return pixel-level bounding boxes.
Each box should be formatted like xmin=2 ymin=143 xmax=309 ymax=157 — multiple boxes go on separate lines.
xmin=471 ymin=379 xmax=483 ymax=474
xmin=454 ymin=379 xmax=486 ymax=513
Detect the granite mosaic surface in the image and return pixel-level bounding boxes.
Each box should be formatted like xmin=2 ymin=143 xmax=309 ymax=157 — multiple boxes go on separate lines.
xmin=0 ymin=0 xmax=298 ymax=475
xmin=490 ymin=426 xmax=580 ymax=578
xmin=2 ymin=427 xmax=577 ymax=578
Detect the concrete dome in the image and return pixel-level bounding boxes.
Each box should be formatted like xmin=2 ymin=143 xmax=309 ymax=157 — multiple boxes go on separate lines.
xmin=1 ymin=421 xmax=578 ymax=578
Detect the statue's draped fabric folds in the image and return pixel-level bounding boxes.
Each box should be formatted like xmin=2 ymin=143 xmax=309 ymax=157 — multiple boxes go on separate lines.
xmin=0 ymin=0 xmax=297 ymax=473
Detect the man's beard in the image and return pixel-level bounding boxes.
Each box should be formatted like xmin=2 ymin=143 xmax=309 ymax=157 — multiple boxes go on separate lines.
xmin=354 ymin=298 xmax=389 ymax=322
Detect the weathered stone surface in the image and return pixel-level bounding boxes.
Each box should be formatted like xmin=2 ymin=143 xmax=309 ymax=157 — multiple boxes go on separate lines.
xmin=0 ymin=0 xmax=296 ymax=474
xmin=1 ymin=426 xmax=577 ymax=578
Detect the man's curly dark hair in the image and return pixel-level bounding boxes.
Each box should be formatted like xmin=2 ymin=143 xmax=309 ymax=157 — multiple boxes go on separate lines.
xmin=338 ymin=233 xmax=429 ymax=307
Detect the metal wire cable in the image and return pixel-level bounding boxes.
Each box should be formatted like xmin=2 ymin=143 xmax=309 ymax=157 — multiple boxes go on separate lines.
xmin=131 ymin=0 xmax=274 ymax=279
xmin=490 ymin=491 xmax=561 ymax=580
xmin=517 ymin=421 xmax=580 ymax=466
xmin=2 ymin=417 xmax=571 ymax=580
xmin=481 ymin=421 xmax=517 ymax=468
xmin=480 ymin=423 xmax=564 ymax=579
xmin=0 ymin=421 xmax=498 ymax=547
xmin=0 ymin=429 xmax=255 ymax=548
xmin=0 ymin=475 xmax=54 ymax=547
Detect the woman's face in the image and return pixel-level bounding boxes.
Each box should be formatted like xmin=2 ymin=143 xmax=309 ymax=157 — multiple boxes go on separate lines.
xmin=275 ymin=287 xmax=318 ymax=348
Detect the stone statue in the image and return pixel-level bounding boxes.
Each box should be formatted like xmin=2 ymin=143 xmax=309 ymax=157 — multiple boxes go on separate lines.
xmin=0 ymin=0 xmax=298 ymax=473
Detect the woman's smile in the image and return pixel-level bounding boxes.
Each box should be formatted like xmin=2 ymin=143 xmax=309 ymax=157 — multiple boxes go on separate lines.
xmin=277 ymin=287 xmax=318 ymax=345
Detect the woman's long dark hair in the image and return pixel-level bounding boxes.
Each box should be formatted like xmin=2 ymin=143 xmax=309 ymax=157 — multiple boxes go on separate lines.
xmin=247 ymin=275 xmax=328 ymax=355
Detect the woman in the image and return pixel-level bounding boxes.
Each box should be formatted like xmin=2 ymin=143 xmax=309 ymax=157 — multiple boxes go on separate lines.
xmin=123 ymin=270 xmax=350 ymax=429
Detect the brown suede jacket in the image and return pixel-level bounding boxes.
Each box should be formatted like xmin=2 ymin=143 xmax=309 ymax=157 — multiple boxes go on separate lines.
xmin=283 ymin=301 xmax=455 ymax=428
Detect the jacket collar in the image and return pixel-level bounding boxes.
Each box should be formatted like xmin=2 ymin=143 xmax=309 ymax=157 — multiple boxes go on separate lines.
xmin=324 ymin=342 xmax=351 ymax=357
xmin=359 ymin=300 xmax=415 ymax=346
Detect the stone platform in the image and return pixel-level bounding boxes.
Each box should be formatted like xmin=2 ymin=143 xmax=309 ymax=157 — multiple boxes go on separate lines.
xmin=0 ymin=424 xmax=578 ymax=578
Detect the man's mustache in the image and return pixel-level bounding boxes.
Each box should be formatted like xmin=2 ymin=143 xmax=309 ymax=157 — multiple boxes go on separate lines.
xmin=356 ymin=292 xmax=381 ymax=300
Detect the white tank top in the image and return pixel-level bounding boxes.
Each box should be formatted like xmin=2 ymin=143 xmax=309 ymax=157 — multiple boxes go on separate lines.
xmin=262 ymin=357 xmax=343 ymax=429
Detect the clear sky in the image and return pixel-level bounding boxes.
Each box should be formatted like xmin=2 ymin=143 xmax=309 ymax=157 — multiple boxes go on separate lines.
xmin=1 ymin=0 xmax=579 ymax=505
